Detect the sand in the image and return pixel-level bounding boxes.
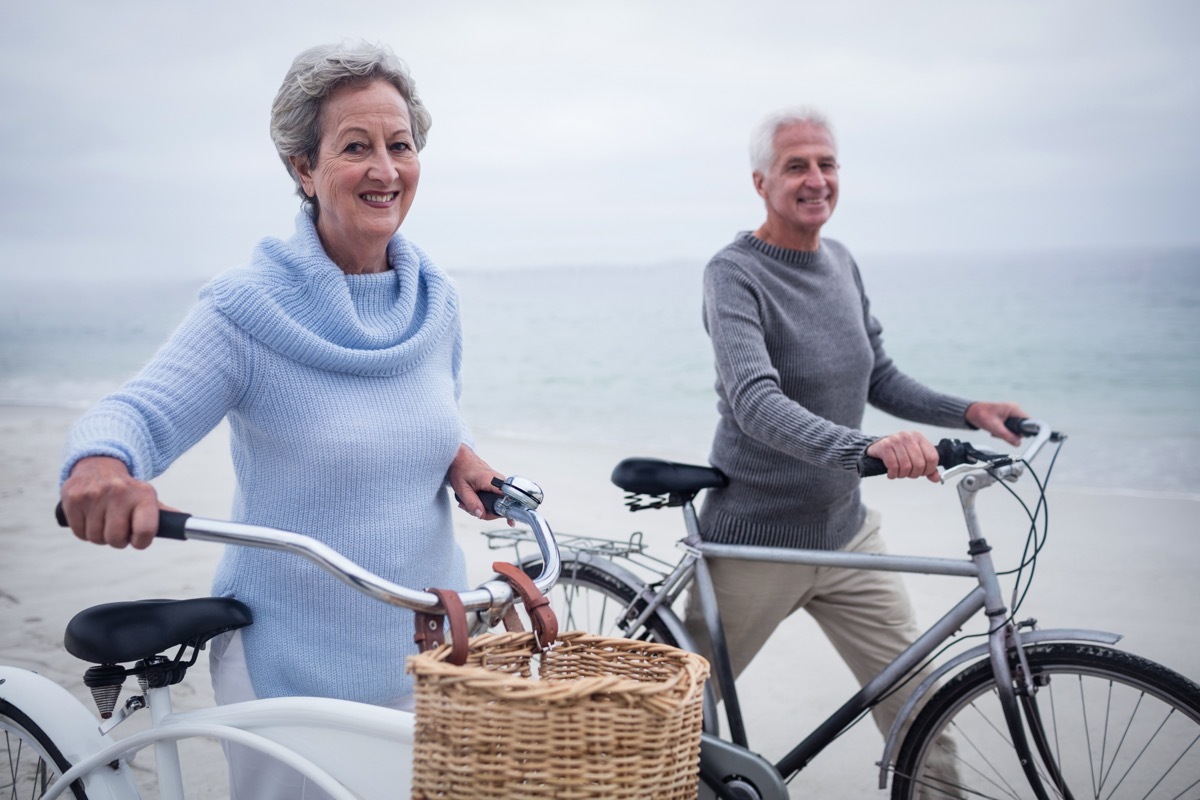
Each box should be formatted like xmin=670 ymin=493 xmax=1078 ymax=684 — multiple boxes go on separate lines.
xmin=2 ymin=404 xmax=1197 ymax=798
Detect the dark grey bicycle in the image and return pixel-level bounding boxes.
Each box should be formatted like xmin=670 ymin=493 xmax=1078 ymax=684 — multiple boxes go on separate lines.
xmin=487 ymin=420 xmax=1200 ymax=800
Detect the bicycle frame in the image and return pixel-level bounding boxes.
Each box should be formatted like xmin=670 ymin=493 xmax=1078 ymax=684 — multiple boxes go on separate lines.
xmin=599 ymin=421 xmax=1125 ymax=796
xmin=691 ymin=539 xmax=1120 ymax=787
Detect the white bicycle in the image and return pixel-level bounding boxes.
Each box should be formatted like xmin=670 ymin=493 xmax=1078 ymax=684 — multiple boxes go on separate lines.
xmin=0 ymin=476 xmax=559 ymax=800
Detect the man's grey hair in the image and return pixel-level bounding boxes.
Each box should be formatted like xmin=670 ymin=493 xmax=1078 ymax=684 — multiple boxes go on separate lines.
xmin=749 ymin=107 xmax=836 ymax=173
xmin=271 ymin=40 xmax=432 ymax=204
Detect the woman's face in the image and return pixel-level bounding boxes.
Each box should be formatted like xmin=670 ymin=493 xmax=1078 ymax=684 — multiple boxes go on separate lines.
xmin=292 ymin=80 xmax=420 ymax=271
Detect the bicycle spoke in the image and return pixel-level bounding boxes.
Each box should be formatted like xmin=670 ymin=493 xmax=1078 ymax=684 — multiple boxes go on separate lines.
xmin=945 ymin=711 xmax=1025 ymax=799
xmin=531 ymin=555 xmax=682 ymax=648
xmin=1167 ymin=773 xmax=1200 ymax=800
xmin=911 ymin=769 xmax=1006 ymax=800
xmin=593 ymin=589 xmax=614 ymax=635
xmin=1039 ymin=683 xmax=1073 ymax=800
xmin=1098 ymin=680 xmax=1113 ymax=795
xmin=5 ymin=733 xmax=13 ymax=792
xmin=1104 ymin=708 xmax=1183 ymax=799
xmin=8 ymin=731 xmax=24 ymax=800
xmin=1096 ymin=691 xmax=1144 ymax=796
xmin=1019 ymin=690 xmax=1070 ymax=799
xmin=1140 ymin=731 xmax=1200 ymax=800
xmin=36 ymin=757 xmax=51 ymax=799
xmin=896 ymin=753 xmax=1015 ymax=800
xmin=10 ymin=743 xmax=54 ymax=800
xmin=950 ymin=755 xmax=1020 ymax=799
xmin=1075 ymin=673 xmax=1099 ymax=798
xmin=968 ymin=691 xmax=1017 ymax=749
xmin=561 ymin=565 xmax=583 ymax=630
xmin=894 ymin=645 xmax=1200 ymax=800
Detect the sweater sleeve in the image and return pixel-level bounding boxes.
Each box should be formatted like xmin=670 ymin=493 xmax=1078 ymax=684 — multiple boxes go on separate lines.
xmin=61 ymin=298 xmax=251 ymax=483
xmin=447 ymin=289 xmax=475 ymax=451
xmin=851 ymin=263 xmax=973 ymax=428
xmin=704 ymin=258 xmax=875 ymax=471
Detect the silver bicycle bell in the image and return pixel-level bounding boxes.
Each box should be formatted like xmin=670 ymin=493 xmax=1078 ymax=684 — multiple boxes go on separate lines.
xmin=492 ymin=475 xmax=544 ymax=510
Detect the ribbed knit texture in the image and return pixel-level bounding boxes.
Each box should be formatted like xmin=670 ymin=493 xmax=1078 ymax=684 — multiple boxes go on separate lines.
xmin=62 ymin=210 xmax=468 ymax=703
xmin=701 ymin=233 xmax=971 ymax=550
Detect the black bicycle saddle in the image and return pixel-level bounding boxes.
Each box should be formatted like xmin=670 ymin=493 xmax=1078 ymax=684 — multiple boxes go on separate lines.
xmin=65 ymin=597 xmax=253 ymax=664
xmin=611 ymin=457 xmax=728 ymax=497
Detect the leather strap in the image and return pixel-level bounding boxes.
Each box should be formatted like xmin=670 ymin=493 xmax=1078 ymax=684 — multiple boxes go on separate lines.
xmin=500 ymin=605 xmax=524 ymax=633
xmin=413 ymin=587 xmax=469 ymax=666
xmin=492 ymin=562 xmax=558 ymax=651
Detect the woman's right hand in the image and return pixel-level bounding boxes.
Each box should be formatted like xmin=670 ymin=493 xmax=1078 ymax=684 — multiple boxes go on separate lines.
xmin=60 ymin=456 xmax=162 ymax=549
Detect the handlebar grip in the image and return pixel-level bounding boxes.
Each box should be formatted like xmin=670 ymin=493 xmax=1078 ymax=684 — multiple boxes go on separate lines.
xmin=1004 ymin=417 xmax=1036 ymax=437
xmin=54 ymin=502 xmax=191 ymax=540
xmin=859 ymin=438 xmax=983 ymax=477
xmin=454 ymin=491 xmax=501 ymax=516
xmin=859 ymin=455 xmax=889 ymax=477
xmin=156 ymin=510 xmax=191 ymax=540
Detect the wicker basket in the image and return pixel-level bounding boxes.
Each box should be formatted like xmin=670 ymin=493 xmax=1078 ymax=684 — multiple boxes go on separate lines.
xmin=407 ymin=630 xmax=710 ymax=799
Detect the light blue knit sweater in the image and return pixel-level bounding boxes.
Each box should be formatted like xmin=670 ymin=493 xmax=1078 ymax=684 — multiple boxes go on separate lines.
xmin=62 ymin=211 xmax=469 ymax=703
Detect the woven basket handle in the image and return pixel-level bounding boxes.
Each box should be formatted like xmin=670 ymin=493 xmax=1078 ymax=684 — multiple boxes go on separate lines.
xmin=414 ymin=587 xmax=470 ymax=665
xmin=493 ymin=561 xmax=559 ymax=652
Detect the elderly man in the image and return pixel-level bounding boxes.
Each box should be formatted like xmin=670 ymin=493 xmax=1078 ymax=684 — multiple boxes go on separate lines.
xmin=688 ymin=108 xmax=1024 ymax=792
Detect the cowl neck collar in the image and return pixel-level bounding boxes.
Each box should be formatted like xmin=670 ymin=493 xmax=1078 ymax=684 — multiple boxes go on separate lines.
xmin=205 ymin=211 xmax=456 ymax=376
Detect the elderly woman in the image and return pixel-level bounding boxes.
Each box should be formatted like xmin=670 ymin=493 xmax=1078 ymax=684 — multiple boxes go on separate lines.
xmin=59 ymin=41 xmax=497 ymax=797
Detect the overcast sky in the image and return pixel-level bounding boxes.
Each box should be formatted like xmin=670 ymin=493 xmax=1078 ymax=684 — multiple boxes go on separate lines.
xmin=2 ymin=0 xmax=1197 ymax=280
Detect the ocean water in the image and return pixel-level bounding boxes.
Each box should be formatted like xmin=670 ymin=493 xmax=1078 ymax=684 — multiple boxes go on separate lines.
xmin=3 ymin=247 xmax=1198 ymax=496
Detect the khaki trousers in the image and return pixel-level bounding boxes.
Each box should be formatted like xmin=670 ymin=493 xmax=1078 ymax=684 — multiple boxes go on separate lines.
xmin=685 ymin=509 xmax=960 ymax=796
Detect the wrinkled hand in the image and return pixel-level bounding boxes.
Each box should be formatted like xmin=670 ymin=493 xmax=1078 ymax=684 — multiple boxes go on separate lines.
xmin=447 ymin=444 xmax=505 ymax=520
xmin=965 ymin=401 xmax=1029 ymax=446
xmin=865 ymin=430 xmax=942 ymax=482
xmin=60 ymin=456 xmax=165 ymax=549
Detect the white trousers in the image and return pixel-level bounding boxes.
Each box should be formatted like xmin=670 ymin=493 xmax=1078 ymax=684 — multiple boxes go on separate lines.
xmin=209 ymin=630 xmax=412 ymax=800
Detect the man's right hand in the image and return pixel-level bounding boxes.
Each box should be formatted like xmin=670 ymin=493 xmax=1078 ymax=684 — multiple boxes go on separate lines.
xmin=864 ymin=431 xmax=941 ymax=482
xmin=60 ymin=456 xmax=162 ymax=549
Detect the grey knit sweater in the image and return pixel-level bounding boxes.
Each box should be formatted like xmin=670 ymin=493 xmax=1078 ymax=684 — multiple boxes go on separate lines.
xmin=700 ymin=233 xmax=971 ymax=550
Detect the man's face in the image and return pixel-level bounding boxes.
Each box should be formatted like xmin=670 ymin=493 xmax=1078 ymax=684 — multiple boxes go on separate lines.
xmin=753 ymin=122 xmax=839 ymax=249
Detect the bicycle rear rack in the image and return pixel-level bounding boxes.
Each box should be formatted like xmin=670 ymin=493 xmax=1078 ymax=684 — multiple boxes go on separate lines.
xmin=481 ymin=528 xmax=680 ymax=578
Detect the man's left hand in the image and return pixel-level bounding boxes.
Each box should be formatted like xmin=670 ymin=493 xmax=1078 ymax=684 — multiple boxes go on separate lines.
xmin=965 ymin=401 xmax=1029 ymax=446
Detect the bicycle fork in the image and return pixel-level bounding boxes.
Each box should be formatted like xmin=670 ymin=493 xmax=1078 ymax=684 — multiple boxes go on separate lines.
xmin=961 ymin=474 xmax=1060 ymax=800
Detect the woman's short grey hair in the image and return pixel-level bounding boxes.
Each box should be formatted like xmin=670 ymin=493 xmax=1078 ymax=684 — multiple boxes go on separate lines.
xmin=271 ymin=41 xmax=432 ymax=203
xmin=749 ymin=107 xmax=836 ymax=173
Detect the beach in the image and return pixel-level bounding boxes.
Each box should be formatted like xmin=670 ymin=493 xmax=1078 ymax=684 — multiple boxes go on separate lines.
xmin=2 ymin=403 xmax=1197 ymax=798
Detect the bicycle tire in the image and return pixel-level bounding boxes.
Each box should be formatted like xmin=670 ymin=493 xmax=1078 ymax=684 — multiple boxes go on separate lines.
xmin=0 ymin=698 xmax=89 ymax=799
xmin=517 ymin=555 xmax=683 ymax=647
xmin=891 ymin=642 xmax=1200 ymax=800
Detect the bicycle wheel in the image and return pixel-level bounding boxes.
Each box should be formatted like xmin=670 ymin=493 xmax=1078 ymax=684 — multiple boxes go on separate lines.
xmin=892 ymin=642 xmax=1200 ymax=800
xmin=0 ymin=698 xmax=88 ymax=799
xmin=518 ymin=555 xmax=683 ymax=647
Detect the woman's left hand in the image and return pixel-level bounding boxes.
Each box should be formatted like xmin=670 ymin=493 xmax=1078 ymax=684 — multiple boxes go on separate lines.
xmin=447 ymin=444 xmax=505 ymax=520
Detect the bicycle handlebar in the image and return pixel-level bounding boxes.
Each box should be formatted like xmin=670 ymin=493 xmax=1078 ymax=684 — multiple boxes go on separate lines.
xmin=859 ymin=417 xmax=1059 ymax=479
xmin=55 ymin=477 xmax=561 ymax=617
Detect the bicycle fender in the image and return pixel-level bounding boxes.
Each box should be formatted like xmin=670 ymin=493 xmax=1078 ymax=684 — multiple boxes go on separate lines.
xmin=876 ymin=628 xmax=1121 ymax=789
xmin=161 ymin=696 xmax=413 ymax=798
xmin=517 ymin=549 xmax=700 ymax=653
xmin=0 ymin=665 xmax=141 ymax=799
